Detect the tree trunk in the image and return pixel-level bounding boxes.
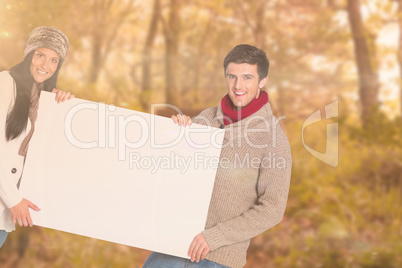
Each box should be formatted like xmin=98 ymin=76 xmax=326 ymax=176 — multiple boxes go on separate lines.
xmin=89 ymin=0 xmax=135 ymax=84
xmin=164 ymin=0 xmax=181 ymax=107
xmin=347 ymin=0 xmax=380 ymax=126
xmin=141 ymin=0 xmax=161 ymax=111
xmin=90 ymin=29 xmax=103 ymax=84
xmin=254 ymin=0 xmax=266 ymax=48
xmin=193 ymin=17 xmax=213 ymax=107
xmin=397 ymin=0 xmax=402 ymax=115
xmin=234 ymin=0 xmax=266 ymax=48
xmin=89 ymin=0 xmax=103 ymax=84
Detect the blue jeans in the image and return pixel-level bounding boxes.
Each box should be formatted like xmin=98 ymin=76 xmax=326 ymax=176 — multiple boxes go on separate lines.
xmin=143 ymin=252 xmax=230 ymax=268
xmin=0 ymin=230 xmax=8 ymax=248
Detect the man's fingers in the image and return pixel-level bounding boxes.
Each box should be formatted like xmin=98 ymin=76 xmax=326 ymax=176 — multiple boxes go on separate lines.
xmin=188 ymin=238 xmax=196 ymax=258
xmin=185 ymin=116 xmax=191 ymax=126
xmin=195 ymin=247 xmax=202 ymax=262
xmin=187 ymin=117 xmax=192 ymax=126
xmin=178 ymin=114 xmax=188 ymax=126
xmin=177 ymin=114 xmax=183 ymax=126
xmin=196 ymin=245 xmax=205 ymax=262
xmin=188 ymin=233 xmax=211 ymax=262
xmin=189 ymin=236 xmax=205 ymax=262
xmin=171 ymin=115 xmax=178 ymax=124
xmin=192 ymin=242 xmax=201 ymax=262
xmin=195 ymin=241 xmax=208 ymax=262
xmin=201 ymin=248 xmax=208 ymax=260
xmin=172 ymin=114 xmax=192 ymax=126
xmin=181 ymin=115 xmax=191 ymax=126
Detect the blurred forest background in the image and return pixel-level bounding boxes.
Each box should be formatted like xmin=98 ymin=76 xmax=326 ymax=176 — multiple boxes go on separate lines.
xmin=0 ymin=0 xmax=401 ymax=267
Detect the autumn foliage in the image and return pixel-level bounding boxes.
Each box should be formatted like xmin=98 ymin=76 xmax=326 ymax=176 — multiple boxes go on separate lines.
xmin=0 ymin=0 xmax=401 ymax=267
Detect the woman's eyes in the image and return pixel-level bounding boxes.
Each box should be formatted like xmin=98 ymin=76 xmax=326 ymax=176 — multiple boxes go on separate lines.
xmin=36 ymin=53 xmax=59 ymax=64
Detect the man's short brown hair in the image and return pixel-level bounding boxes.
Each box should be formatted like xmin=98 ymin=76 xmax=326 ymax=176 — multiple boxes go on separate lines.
xmin=223 ymin=44 xmax=269 ymax=80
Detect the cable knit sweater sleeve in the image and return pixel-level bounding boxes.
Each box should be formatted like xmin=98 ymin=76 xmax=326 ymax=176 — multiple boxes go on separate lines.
xmin=203 ymin=132 xmax=292 ymax=251
xmin=193 ymin=104 xmax=292 ymax=256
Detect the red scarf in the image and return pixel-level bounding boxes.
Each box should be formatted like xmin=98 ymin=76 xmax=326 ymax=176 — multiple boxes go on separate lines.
xmin=221 ymin=91 xmax=268 ymax=125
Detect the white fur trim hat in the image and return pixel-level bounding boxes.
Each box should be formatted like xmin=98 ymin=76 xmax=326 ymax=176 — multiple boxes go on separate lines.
xmin=24 ymin=26 xmax=69 ymax=63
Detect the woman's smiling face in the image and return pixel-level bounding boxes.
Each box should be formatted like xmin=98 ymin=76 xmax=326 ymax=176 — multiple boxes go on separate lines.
xmin=30 ymin=47 xmax=60 ymax=83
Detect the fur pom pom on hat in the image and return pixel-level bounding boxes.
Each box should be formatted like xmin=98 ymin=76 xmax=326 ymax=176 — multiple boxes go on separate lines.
xmin=24 ymin=26 xmax=69 ymax=63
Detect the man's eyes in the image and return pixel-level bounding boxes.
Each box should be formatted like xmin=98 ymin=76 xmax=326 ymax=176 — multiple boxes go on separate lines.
xmin=227 ymin=75 xmax=253 ymax=80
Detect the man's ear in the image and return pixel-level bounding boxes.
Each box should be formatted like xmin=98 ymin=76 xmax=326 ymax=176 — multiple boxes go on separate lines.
xmin=259 ymin=76 xmax=269 ymax=89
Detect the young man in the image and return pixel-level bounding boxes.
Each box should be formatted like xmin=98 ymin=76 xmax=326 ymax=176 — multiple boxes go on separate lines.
xmin=143 ymin=44 xmax=292 ymax=268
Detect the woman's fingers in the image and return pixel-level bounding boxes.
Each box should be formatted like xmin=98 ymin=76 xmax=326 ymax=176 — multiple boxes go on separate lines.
xmin=10 ymin=198 xmax=38 ymax=227
xmin=52 ymin=88 xmax=74 ymax=103
xmin=28 ymin=200 xmax=40 ymax=211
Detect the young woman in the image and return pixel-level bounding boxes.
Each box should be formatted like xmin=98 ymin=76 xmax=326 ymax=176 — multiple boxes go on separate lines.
xmin=0 ymin=26 xmax=74 ymax=248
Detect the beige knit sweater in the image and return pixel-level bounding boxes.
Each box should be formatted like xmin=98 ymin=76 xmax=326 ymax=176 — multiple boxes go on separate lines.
xmin=192 ymin=101 xmax=292 ymax=268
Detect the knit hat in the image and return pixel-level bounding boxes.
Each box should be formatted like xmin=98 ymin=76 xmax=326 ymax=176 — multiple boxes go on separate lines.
xmin=24 ymin=26 xmax=69 ymax=64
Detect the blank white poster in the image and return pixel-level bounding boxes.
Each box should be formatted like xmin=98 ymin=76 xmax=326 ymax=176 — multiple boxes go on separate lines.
xmin=19 ymin=92 xmax=224 ymax=259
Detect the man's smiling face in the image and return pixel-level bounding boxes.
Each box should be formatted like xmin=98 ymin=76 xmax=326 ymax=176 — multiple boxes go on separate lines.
xmin=225 ymin=63 xmax=268 ymax=111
